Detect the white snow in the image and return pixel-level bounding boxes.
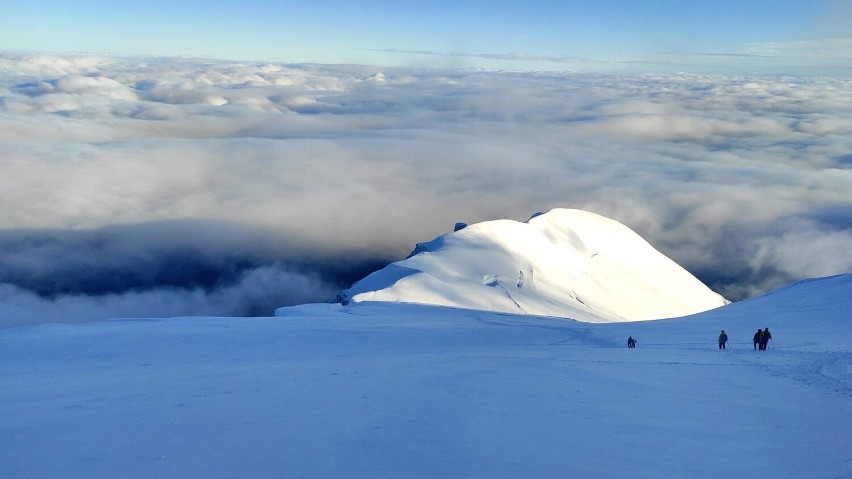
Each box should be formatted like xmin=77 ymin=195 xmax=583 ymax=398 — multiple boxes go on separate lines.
xmin=1 ymin=273 xmax=850 ymax=479
xmin=341 ymin=209 xmax=729 ymax=322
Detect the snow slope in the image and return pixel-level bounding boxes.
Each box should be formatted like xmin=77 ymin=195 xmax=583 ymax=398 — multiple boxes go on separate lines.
xmin=1 ymin=274 xmax=849 ymax=479
xmin=340 ymin=208 xmax=728 ymax=322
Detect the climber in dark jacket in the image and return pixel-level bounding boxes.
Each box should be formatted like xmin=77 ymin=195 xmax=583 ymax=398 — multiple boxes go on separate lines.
xmin=759 ymin=328 xmax=772 ymax=350
xmin=753 ymin=329 xmax=762 ymax=350
xmin=718 ymin=330 xmax=728 ymax=349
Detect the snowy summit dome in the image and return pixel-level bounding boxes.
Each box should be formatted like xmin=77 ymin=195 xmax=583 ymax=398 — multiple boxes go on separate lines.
xmin=339 ymin=208 xmax=728 ymax=322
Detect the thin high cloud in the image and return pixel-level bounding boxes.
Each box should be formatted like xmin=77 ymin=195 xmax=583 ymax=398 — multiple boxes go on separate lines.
xmin=743 ymin=39 xmax=852 ymax=60
xmin=1 ymin=54 xmax=850 ymax=326
xmin=366 ymin=39 xmax=852 ymax=75
xmin=363 ymin=48 xmax=601 ymax=65
xmin=657 ymin=39 xmax=852 ymax=75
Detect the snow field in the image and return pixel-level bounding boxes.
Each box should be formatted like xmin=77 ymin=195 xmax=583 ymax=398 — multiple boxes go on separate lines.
xmin=1 ymin=274 xmax=849 ymax=478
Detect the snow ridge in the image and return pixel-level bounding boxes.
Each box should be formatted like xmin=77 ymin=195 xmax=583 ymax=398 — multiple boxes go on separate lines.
xmin=339 ymin=208 xmax=728 ymax=322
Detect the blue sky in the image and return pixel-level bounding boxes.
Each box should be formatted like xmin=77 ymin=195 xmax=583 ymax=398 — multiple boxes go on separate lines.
xmin=3 ymin=0 xmax=850 ymax=74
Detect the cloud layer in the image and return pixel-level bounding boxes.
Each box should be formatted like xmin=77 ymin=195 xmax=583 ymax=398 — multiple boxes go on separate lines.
xmin=1 ymin=54 xmax=850 ymax=326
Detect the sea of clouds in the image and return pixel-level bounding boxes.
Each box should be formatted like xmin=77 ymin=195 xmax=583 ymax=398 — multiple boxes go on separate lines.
xmin=1 ymin=53 xmax=850 ymax=326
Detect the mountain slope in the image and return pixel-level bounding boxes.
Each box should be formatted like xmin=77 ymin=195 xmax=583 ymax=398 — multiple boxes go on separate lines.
xmin=3 ymin=274 xmax=850 ymax=479
xmin=340 ymin=208 xmax=728 ymax=322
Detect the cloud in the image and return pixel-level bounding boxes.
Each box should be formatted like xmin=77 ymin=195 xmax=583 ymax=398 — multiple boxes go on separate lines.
xmin=0 ymin=54 xmax=115 ymax=76
xmin=0 ymin=220 xmax=389 ymax=327
xmin=0 ymin=265 xmax=332 ymax=329
xmin=1 ymin=54 xmax=850 ymax=326
xmin=743 ymin=39 xmax=852 ymax=60
xmin=368 ymin=42 xmax=852 ymax=75
xmin=363 ymin=48 xmax=601 ymax=65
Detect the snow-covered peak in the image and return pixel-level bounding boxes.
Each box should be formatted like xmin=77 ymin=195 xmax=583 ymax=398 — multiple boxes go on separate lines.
xmin=339 ymin=208 xmax=728 ymax=322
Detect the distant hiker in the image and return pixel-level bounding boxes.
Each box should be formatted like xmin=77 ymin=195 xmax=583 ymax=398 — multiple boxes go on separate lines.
xmin=759 ymin=327 xmax=772 ymax=351
xmin=718 ymin=330 xmax=728 ymax=349
xmin=627 ymin=336 xmax=636 ymax=348
xmin=753 ymin=329 xmax=762 ymax=350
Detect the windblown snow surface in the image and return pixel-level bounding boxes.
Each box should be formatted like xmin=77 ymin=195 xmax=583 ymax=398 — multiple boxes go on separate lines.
xmin=1 ymin=273 xmax=850 ymax=479
xmin=340 ymin=209 xmax=729 ymax=322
